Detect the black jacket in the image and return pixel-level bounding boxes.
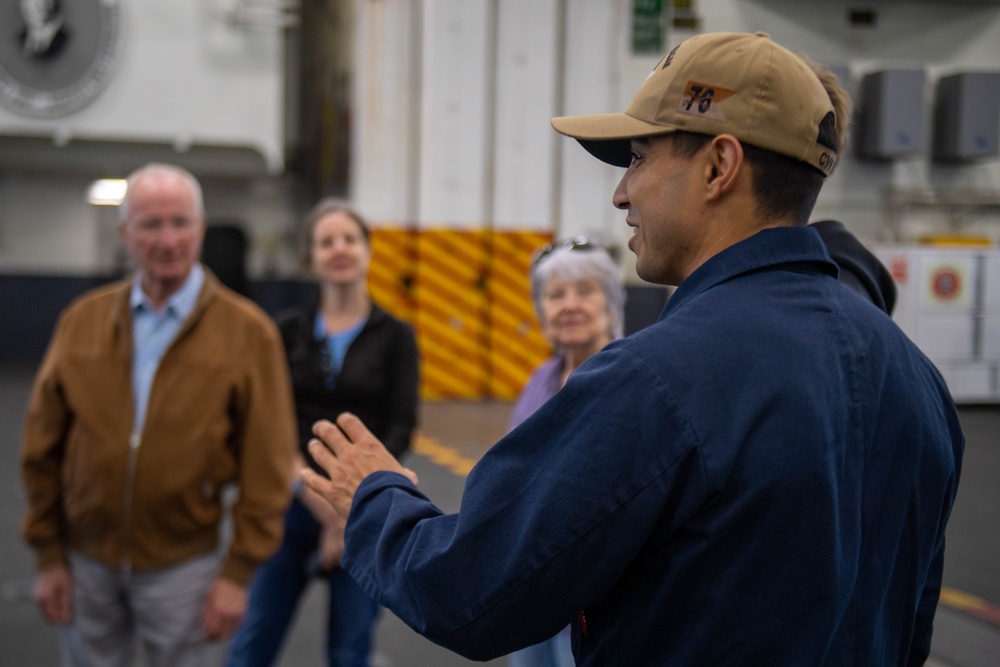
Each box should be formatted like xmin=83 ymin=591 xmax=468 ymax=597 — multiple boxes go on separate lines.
xmin=278 ymin=302 xmax=419 ymax=468
xmin=811 ymin=219 xmax=897 ymax=315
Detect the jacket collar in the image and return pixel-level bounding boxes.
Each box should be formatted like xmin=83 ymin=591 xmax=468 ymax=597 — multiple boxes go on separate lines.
xmin=115 ymin=264 xmax=221 ymax=337
xmin=662 ymin=226 xmax=838 ymax=320
xmin=129 ymin=263 xmax=204 ymax=319
xmin=295 ymin=299 xmax=388 ymax=341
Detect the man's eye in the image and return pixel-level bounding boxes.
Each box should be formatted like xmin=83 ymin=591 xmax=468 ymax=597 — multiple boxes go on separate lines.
xmin=629 ymin=151 xmax=642 ymax=165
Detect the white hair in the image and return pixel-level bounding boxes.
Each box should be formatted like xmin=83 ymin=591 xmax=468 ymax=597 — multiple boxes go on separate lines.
xmin=118 ymin=163 xmax=205 ymax=222
xmin=531 ymin=245 xmax=626 ymax=339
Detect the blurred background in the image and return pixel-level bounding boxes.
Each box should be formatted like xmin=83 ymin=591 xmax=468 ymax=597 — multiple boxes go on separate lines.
xmin=1 ymin=1 xmax=999 ymax=665
xmin=2 ymin=0 xmax=999 ymax=400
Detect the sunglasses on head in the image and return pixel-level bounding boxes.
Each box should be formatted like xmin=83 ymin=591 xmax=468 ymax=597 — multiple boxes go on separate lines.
xmin=532 ymin=235 xmax=595 ymax=268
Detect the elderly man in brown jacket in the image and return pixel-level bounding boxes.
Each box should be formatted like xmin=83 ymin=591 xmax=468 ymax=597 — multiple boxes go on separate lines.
xmin=20 ymin=163 xmax=298 ymax=667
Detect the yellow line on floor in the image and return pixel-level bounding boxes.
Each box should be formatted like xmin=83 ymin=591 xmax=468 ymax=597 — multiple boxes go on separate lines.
xmin=939 ymin=586 xmax=1000 ymax=627
xmin=412 ymin=434 xmax=478 ymax=477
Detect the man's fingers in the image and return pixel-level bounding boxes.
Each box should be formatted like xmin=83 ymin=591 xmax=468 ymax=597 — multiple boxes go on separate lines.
xmin=302 ymin=467 xmax=352 ymax=518
xmin=34 ymin=566 xmax=73 ymax=626
xmin=48 ymin=593 xmax=71 ymax=625
xmin=38 ymin=597 xmax=59 ymax=624
xmin=312 ymin=418 xmax=349 ymax=455
xmin=302 ymin=467 xmax=330 ymax=494
xmin=335 ymin=412 xmax=374 ymax=444
xmin=305 ymin=413 xmax=408 ymax=519
xmin=202 ymin=578 xmax=247 ymax=640
xmin=307 ymin=437 xmax=337 ymax=471
xmin=202 ymin=614 xmax=222 ymax=640
xmin=301 ymin=467 xmax=343 ymax=502
xmin=203 ymin=612 xmax=236 ymax=640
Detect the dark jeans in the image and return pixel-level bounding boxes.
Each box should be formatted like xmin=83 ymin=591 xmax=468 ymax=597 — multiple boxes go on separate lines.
xmin=227 ymin=498 xmax=380 ymax=667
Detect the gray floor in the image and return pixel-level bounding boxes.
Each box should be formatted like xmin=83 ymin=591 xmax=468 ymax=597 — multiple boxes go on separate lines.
xmin=2 ymin=363 xmax=999 ymax=665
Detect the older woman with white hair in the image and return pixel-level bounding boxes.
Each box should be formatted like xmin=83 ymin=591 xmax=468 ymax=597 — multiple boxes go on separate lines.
xmin=507 ymin=237 xmax=625 ymax=667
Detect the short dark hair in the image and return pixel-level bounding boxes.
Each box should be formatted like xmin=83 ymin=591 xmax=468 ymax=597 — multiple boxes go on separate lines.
xmin=742 ymin=144 xmax=825 ymax=226
xmin=669 ymin=131 xmax=825 ymax=226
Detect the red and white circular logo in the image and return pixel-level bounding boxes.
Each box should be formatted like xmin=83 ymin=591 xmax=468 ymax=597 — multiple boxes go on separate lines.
xmin=931 ymin=267 xmax=961 ymax=300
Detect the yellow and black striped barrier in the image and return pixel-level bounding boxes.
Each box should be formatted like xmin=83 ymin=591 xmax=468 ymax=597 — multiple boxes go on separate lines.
xmin=370 ymin=228 xmax=552 ymax=400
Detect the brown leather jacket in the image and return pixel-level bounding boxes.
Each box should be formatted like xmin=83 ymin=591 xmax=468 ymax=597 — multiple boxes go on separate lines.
xmin=20 ymin=270 xmax=297 ymax=585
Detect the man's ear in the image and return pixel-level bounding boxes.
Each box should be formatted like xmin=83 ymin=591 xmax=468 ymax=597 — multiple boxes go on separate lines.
xmin=704 ymin=134 xmax=743 ymax=200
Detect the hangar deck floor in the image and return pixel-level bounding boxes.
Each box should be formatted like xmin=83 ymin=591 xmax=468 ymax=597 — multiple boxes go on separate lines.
xmin=2 ymin=365 xmax=997 ymax=666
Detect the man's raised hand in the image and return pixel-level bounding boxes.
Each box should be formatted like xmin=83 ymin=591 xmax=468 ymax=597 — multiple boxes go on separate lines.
xmin=302 ymin=413 xmax=418 ymax=519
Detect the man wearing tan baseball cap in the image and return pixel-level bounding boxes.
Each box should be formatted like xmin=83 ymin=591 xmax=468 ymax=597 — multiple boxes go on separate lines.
xmin=302 ymin=32 xmax=963 ymax=666
xmin=551 ymin=31 xmax=845 ymax=286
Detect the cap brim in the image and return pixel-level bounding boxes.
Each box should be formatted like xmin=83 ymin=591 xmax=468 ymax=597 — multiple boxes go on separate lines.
xmin=551 ymin=112 xmax=676 ymax=168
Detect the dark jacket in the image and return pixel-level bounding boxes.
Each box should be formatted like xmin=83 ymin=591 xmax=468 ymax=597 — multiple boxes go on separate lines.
xmin=340 ymin=226 xmax=963 ymax=666
xmin=812 ymin=219 xmax=897 ymax=315
xmin=278 ymin=302 xmax=419 ymax=466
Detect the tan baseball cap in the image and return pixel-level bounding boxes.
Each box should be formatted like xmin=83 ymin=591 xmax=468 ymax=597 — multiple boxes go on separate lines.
xmin=551 ymin=32 xmax=838 ymax=176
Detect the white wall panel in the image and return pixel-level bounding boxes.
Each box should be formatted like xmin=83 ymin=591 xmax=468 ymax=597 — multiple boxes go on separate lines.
xmin=352 ymin=0 xmax=421 ymax=225
xmin=556 ymin=0 xmax=632 ymax=249
xmin=418 ymin=0 xmax=493 ymax=229
xmin=491 ymin=0 xmax=560 ymax=231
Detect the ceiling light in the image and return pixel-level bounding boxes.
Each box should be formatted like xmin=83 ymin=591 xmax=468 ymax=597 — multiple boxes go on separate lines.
xmin=86 ymin=179 xmax=127 ymax=206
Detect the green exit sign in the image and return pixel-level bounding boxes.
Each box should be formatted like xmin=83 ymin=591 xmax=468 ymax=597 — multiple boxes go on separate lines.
xmin=632 ymin=0 xmax=665 ymax=54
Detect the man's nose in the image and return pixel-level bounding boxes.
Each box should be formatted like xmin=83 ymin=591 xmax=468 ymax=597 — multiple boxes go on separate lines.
xmin=157 ymin=224 xmax=184 ymax=245
xmin=613 ymin=170 xmax=629 ymax=209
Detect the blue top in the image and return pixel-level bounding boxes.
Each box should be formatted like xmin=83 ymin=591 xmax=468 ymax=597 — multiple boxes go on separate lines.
xmin=341 ymin=226 xmax=964 ymax=666
xmin=130 ymin=264 xmax=204 ymax=433
xmin=313 ymin=310 xmax=367 ymax=390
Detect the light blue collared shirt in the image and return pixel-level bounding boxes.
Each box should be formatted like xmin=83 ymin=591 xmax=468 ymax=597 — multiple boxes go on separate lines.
xmin=130 ymin=264 xmax=204 ymax=433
